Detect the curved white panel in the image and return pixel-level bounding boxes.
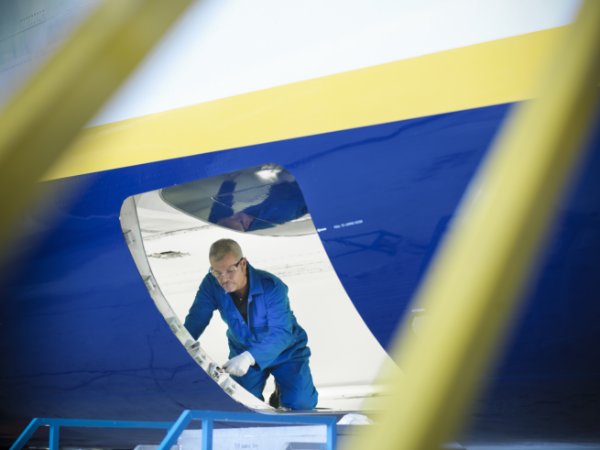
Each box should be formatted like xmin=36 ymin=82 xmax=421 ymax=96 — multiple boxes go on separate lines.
xmin=120 ymin=195 xmax=274 ymax=411
xmin=133 ymin=188 xmax=399 ymax=411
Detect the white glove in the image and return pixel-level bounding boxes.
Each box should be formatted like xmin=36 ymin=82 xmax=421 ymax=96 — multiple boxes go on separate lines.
xmin=223 ymin=351 xmax=255 ymax=377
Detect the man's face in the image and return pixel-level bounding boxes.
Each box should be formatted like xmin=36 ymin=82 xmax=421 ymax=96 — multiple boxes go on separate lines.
xmin=209 ymin=252 xmax=247 ymax=293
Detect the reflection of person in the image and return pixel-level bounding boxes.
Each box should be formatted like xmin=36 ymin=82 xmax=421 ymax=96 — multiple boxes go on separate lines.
xmin=184 ymin=239 xmax=318 ymax=410
xmin=209 ymin=180 xmax=308 ymax=232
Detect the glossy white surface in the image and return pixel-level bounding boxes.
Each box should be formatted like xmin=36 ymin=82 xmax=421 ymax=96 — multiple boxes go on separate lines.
xmin=135 ymin=189 xmax=397 ymax=410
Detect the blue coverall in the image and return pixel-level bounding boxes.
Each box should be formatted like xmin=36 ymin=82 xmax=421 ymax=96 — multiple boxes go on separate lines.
xmin=184 ymin=263 xmax=318 ymax=410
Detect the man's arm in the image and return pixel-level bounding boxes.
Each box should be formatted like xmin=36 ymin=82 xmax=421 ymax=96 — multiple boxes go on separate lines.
xmin=184 ymin=276 xmax=216 ymax=340
xmin=247 ymin=280 xmax=296 ymax=368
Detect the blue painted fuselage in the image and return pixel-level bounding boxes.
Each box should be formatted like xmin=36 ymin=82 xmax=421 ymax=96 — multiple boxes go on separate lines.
xmin=1 ymin=102 xmax=599 ymax=446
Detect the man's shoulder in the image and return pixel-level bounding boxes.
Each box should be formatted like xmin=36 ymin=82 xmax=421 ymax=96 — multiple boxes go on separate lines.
xmin=199 ymin=273 xmax=222 ymax=295
xmin=250 ymin=266 xmax=286 ymax=293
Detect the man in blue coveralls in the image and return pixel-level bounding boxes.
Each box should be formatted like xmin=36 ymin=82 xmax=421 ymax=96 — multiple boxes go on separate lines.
xmin=184 ymin=238 xmax=318 ymax=410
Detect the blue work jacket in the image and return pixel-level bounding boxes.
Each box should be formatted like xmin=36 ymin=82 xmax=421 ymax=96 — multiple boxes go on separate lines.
xmin=184 ymin=263 xmax=311 ymax=369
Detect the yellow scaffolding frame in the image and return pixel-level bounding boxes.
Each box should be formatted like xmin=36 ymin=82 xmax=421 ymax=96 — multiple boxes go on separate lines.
xmin=1 ymin=2 xmax=598 ymax=448
xmin=345 ymin=1 xmax=600 ymax=449
xmin=0 ymin=0 xmax=193 ymax=258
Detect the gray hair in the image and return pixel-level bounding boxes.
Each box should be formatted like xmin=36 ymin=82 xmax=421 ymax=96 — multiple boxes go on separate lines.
xmin=209 ymin=239 xmax=243 ymax=262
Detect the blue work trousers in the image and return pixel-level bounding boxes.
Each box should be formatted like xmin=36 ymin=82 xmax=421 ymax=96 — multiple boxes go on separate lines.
xmin=233 ymin=358 xmax=318 ymax=410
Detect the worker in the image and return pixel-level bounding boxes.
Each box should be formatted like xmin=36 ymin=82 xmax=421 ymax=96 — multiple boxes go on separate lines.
xmin=184 ymin=238 xmax=318 ymax=410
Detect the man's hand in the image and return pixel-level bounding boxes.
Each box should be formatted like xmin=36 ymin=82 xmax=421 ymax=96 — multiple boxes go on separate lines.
xmin=223 ymin=351 xmax=255 ymax=377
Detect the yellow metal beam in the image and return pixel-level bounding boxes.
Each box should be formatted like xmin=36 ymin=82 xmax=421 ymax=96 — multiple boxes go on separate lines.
xmin=0 ymin=0 xmax=193 ymax=257
xmin=345 ymin=1 xmax=600 ymax=449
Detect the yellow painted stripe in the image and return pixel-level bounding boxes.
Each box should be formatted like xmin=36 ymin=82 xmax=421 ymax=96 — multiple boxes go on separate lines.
xmin=46 ymin=26 xmax=567 ymax=180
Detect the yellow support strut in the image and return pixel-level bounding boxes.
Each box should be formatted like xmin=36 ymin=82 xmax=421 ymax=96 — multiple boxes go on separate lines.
xmin=346 ymin=1 xmax=600 ymax=449
xmin=0 ymin=0 xmax=193 ymax=259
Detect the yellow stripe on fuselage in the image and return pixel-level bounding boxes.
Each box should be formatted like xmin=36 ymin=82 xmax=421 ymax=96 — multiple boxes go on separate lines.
xmin=46 ymin=27 xmax=566 ymax=180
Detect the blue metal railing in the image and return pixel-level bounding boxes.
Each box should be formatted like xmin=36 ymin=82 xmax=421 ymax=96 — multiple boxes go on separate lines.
xmin=10 ymin=410 xmax=338 ymax=450
xmin=158 ymin=409 xmax=337 ymax=450
xmin=9 ymin=417 xmax=173 ymax=450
